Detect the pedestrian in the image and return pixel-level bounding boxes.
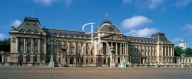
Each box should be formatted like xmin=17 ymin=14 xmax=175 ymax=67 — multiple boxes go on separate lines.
xmin=19 ymin=60 xmax=22 ymax=67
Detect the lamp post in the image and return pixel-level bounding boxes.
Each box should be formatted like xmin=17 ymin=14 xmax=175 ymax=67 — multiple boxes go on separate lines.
xmin=47 ymin=38 xmax=57 ymax=67
xmin=120 ymin=43 xmax=126 ymax=67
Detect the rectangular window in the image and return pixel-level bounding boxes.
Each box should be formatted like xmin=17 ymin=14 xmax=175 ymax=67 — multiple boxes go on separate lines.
xmin=41 ymin=43 xmax=44 ymax=53
xmin=27 ymin=45 xmax=31 ymax=52
xmin=27 ymin=38 xmax=31 ymax=43
xmin=54 ymin=48 xmax=56 ymax=53
xmin=19 ymin=45 xmax=24 ymax=52
xmin=34 ymin=46 xmax=38 ymax=53
xmin=34 ymin=39 xmax=38 ymax=53
xmin=18 ymin=38 xmax=24 ymax=53
xmin=19 ymin=38 xmax=24 ymax=43
xmin=86 ymin=59 xmax=88 ymax=64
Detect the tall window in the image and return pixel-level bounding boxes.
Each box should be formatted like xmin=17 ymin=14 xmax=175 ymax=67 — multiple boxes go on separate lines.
xmin=103 ymin=43 xmax=106 ymax=55
xmin=19 ymin=38 xmax=24 ymax=53
xmin=70 ymin=42 xmax=74 ymax=54
xmin=34 ymin=39 xmax=38 ymax=53
xmin=86 ymin=43 xmax=88 ymax=55
xmin=27 ymin=38 xmax=31 ymax=53
xmin=86 ymin=58 xmax=88 ymax=64
xmin=41 ymin=39 xmax=44 ymax=53
xmin=104 ymin=58 xmax=106 ymax=64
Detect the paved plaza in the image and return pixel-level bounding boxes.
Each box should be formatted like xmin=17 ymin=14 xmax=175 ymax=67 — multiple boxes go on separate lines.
xmin=0 ymin=66 xmax=192 ymax=79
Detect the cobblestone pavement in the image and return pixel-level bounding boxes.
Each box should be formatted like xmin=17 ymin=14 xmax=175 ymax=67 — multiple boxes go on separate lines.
xmin=0 ymin=66 xmax=192 ymax=79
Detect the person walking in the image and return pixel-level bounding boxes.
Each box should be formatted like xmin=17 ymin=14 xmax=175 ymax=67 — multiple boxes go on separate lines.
xmin=19 ymin=60 xmax=22 ymax=67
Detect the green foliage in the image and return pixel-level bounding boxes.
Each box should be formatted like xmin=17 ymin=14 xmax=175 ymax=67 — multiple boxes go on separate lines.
xmin=35 ymin=62 xmax=41 ymax=66
xmin=174 ymin=46 xmax=184 ymax=56
xmin=174 ymin=46 xmax=192 ymax=57
xmin=0 ymin=38 xmax=10 ymax=51
xmin=185 ymin=48 xmax=192 ymax=57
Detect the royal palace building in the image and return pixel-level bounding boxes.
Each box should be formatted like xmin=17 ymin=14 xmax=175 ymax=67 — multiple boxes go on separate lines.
xmin=7 ymin=17 xmax=175 ymax=67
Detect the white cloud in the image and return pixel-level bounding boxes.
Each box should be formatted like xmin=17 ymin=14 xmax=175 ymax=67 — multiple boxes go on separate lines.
xmin=123 ymin=0 xmax=132 ymax=4
xmin=174 ymin=0 xmax=191 ymax=8
xmin=34 ymin=0 xmax=75 ymax=7
xmin=0 ymin=33 xmax=7 ymax=40
xmin=0 ymin=26 xmax=6 ymax=29
xmin=149 ymin=0 xmax=163 ymax=9
xmin=123 ymin=0 xmax=191 ymax=10
xmin=34 ymin=0 xmax=58 ymax=5
xmin=172 ymin=38 xmax=182 ymax=44
xmin=64 ymin=0 xmax=73 ymax=8
xmin=126 ymin=28 xmax=158 ymax=37
xmin=182 ymin=24 xmax=192 ymax=31
xmin=181 ymin=24 xmax=192 ymax=35
xmin=11 ymin=19 xmax=22 ymax=28
xmin=121 ymin=15 xmax=152 ymax=29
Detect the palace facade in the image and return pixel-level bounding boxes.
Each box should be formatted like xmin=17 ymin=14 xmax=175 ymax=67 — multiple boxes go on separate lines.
xmin=7 ymin=17 xmax=175 ymax=67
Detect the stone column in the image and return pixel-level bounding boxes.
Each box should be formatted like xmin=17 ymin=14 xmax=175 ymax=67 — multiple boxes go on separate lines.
xmin=165 ymin=46 xmax=167 ymax=56
xmin=84 ymin=42 xmax=87 ymax=55
xmin=116 ymin=43 xmax=117 ymax=55
xmin=31 ymin=38 xmax=33 ymax=53
xmin=16 ymin=38 xmax=19 ymax=53
xmin=167 ymin=47 xmax=169 ymax=57
xmin=161 ymin=46 xmax=163 ymax=57
xmin=146 ymin=46 xmax=148 ymax=56
xmin=127 ymin=43 xmax=129 ymax=56
xmin=2 ymin=55 xmax=4 ymax=63
xmin=24 ymin=38 xmax=26 ymax=53
xmin=172 ymin=47 xmax=174 ymax=57
xmin=123 ymin=43 xmax=125 ymax=56
xmin=23 ymin=55 xmax=26 ymax=63
xmin=38 ymin=39 xmax=40 ymax=53
xmin=101 ymin=42 xmax=103 ymax=55
xmin=37 ymin=55 xmax=40 ymax=62
xmin=171 ymin=47 xmax=173 ymax=58
xmin=74 ymin=42 xmax=77 ymax=55
xmin=67 ymin=41 xmax=70 ymax=55
xmin=125 ymin=43 xmax=126 ymax=55
xmin=44 ymin=39 xmax=46 ymax=54
xmin=149 ymin=46 xmax=151 ymax=56
xmin=120 ymin=43 xmax=122 ymax=55
xmin=56 ymin=41 xmax=60 ymax=55
xmin=74 ymin=57 xmax=76 ymax=65
xmin=88 ymin=42 xmax=90 ymax=55
xmin=30 ymin=55 xmax=33 ymax=63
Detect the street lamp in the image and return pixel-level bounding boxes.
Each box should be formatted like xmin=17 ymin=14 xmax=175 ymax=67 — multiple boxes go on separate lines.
xmin=47 ymin=38 xmax=57 ymax=67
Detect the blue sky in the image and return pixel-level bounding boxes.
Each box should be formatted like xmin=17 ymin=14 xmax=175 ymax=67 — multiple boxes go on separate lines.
xmin=0 ymin=0 xmax=192 ymax=47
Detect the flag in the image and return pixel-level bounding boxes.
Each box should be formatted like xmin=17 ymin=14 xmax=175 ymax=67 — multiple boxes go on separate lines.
xmin=106 ymin=13 xmax=108 ymax=18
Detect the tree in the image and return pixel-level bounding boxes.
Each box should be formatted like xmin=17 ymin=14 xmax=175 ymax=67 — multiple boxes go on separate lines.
xmin=174 ymin=46 xmax=184 ymax=56
xmin=185 ymin=48 xmax=192 ymax=57
xmin=0 ymin=38 xmax=10 ymax=52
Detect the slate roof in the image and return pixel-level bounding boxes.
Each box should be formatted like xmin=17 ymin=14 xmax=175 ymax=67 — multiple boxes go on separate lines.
xmin=43 ymin=28 xmax=98 ymax=37
xmin=16 ymin=17 xmax=43 ymax=33
xmin=125 ymin=36 xmax=156 ymax=43
xmin=125 ymin=32 xmax=171 ymax=43
xmin=14 ymin=17 xmax=172 ymax=44
xmin=95 ymin=20 xmax=121 ymax=33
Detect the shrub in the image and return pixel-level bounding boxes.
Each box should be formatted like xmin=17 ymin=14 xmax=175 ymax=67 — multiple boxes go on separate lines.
xmin=35 ymin=62 xmax=40 ymax=66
